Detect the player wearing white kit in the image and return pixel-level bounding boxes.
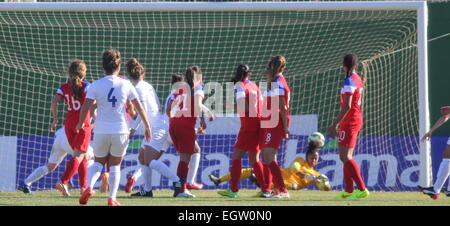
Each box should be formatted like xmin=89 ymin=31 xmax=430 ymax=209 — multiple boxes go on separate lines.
xmin=124 ymin=60 xmax=185 ymax=197
xmin=18 ymin=127 xmax=94 ymax=194
xmin=77 ymin=49 xmax=151 ymax=206
xmin=419 ymin=106 xmax=450 ymax=199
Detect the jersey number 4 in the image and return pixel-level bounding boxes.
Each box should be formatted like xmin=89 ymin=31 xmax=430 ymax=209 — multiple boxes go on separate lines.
xmin=108 ymin=88 xmax=117 ymax=107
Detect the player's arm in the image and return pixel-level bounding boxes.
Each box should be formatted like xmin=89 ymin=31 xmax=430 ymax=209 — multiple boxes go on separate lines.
xmin=132 ymin=98 xmax=152 ymax=142
xmin=422 ymin=112 xmax=450 ymax=141
xmin=76 ymin=98 xmax=95 ymax=132
xmin=279 ymin=97 xmax=289 ymax=139
xmin=166 ymin=99 xmax=173 ymax=118
xmin=441 ymin=106 xmax=450 ymax=116
xmin=314 ymin=174 xmax=331 ymax=191
xmin=328 ymin=94 xmax=352 ymax=139
xmin=50 ymin=94 xmax=63 ymax=132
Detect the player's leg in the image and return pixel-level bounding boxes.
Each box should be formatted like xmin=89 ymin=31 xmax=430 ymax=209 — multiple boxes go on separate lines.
xmin=262 ymin=147 xmax=288 ymax=198
xmin=218 ymin=148 xmax=245 ymax=198
xmin=177 ymin=152 xmax=195 ymax=198
xmin=57 ymin=149 xmax=85 ymax=196
xmin=131 ymin=146 xmax=161 ymax=197
xmin=248 ymin=150 xmax=266 ymax=193
xmin=125 ymin=149 xmax=144 ymax=193
xmin=423 ymin=143 xmax=450 ymax=199
xmin=78 ymin=155 xmax=88 ymax=194
xmin=106 ymin=134 xmax=129 ymax=206
xmin=186 ymin=141 xmax=203 ymax=190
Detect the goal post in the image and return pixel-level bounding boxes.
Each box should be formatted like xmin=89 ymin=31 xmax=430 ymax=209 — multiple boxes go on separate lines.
xmin=0 ymin=1 xmax=430 ymax=191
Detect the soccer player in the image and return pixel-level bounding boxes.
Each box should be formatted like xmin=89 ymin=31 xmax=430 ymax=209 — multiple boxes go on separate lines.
xmin=217 ymin=64 xmax=267 ymax=198
xmin=259 ymin=55 xmax=291 ymax=198
xmin=168 ymin=66 xmax=205 ymax=198
xmin=327 ymin=53 xmax=369 ymax=199
xmin=124 ymin=60 xmax=185 ymax=198
xmin=18 ymin=127 xmax=94 ymax=194
xmin=210 ymin=140 xmax=331 ymax=192
xmin=44 ymin=60 xmax=93 ymax=197
xmin=77 ymin=49 xmax=151 ymax=206
xmin=418 ymin=106 xmax=450 ymax=199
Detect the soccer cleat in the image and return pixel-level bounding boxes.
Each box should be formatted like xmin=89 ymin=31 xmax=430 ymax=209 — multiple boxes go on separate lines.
xmin=334 ymin=191 xmax=353 ymax=199
xmin=217 ymin=190 xmax=238 ymax=198
xmin=248 ymin=172 xmax=260 ymax=188
xmin=259 ymin=191 xmax=272 ymax=198
xmin=173 ymin=180 xmax=182 ymax=197
xmin=80 ymin=187 xmax=86 ymax=195
xmin=270 ymin=192 xmax=290 ymax=199
xmin=131 ymin=187 xmax=153 ymax=197
xmin=125 ymin=175 xmax=136 ymax=193
xmin=18 ymin=183 xmax=32 ymax=194
xmin=208 ymin=174 xmax=221 ymax=186
xmin=186 ymin=182 xmax=204 ymax=190
xmin=176 ymin=190 xmax=196 ymax=198
xmin=349 ymin=188 xmax=370 ymax=199
xmin=108 ymin=198 xmax=122 ymax=206
xmin=444 ymin=190 xmax=450 ymax=197
xmin=417 ymin=185 xmax=426 ymax=192
xmin=422 ymin=187 xmax=439 ymax=200
xmin=55 ymin=181 xmax=71 ymax=197
xmin=79 ymin=187 xmax=93 ymax=205
xmin=100 ymin=172 xmax=109 ymax=193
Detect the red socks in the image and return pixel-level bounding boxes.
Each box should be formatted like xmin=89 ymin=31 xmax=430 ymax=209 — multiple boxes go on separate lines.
xmin=78 ymin=159 xmax=88 ymax=189
xmin=268 ymin=161 xmax=287 ymax=193
xmin=230 ymin=159 xmax=242 ymax=192
xmin=262 ymin=164 xmax=272 ymax=192
xmin=177 ymin=161 xmax=189 ymax=192
xmin=344 ymin=160 xmax=366 ymax=192
xmin=61 ymin=158 xmax=79 ymax=185
xmin=252 ymin=161 xmax=265 ymax=191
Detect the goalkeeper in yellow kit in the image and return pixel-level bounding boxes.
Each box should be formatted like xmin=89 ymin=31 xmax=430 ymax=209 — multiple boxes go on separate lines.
xmin=209 ymin=141 xmax=331 ymax=192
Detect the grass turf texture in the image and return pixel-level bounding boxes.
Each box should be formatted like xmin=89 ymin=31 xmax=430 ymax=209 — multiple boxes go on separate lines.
xmin=1 ymin=189 xmax=449 ymax=206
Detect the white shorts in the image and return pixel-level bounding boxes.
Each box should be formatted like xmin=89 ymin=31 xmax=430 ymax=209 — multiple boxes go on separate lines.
xmin=93 ymin=133 xmax=129 ymax=158
xmin=141 ymin=125 xmax=173 ymax=152
xmin=447 ymin=137 xmax=450 ymax=145
xmin=48 ymin=127 xmax=93 ymax=164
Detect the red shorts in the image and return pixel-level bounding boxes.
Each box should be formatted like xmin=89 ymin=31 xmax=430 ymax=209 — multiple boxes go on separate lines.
xmin=65 ymin=125 xmax=91 ymax=152
xmin=169 ymin=122 xmax=196 ymax=154
xmin=260 ymin=126 xmax=284 ymax=150
xmin=234 ymin=127 xmax=260 ymax=151
xmin=338 ymin=124 xmax=362 ymax=148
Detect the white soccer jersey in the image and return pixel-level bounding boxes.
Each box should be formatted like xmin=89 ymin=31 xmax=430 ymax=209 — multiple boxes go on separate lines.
xmin=86 ymin=74 xmax=139 ymax=134
xmin=135 ymin=80 xmax=160 ymax=124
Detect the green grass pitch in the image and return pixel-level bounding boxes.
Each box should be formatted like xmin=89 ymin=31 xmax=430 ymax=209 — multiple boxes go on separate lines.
xmin=1 ymin=189 xmax=450 ymax=206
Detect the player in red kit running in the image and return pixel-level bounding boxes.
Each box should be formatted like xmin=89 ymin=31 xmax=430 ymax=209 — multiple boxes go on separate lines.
xmin=51 ymin=59 xmax=93 ymax=196
xmin=327 ymin=53 xmax=369 ymax=199
xmin=218 ymin=64 xmax=267 ymax=198
xmin=169 ymin=66 xmax=205 ymax=198
xmin=260 ymin=55 xmax=291 ymax=199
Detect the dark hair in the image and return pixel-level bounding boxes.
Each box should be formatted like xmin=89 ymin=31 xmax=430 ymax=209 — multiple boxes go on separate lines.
xmin=230 ymin=64 xmax=251 ymax=84
xmin=125 ymin=58 xmax=145 ymax=81
xmin=102 ymin=49 xmax=121 ymax=75
xmin=184 ymin=67 xmax=195 ymax=90
xmin=171 ymin=73 xmax=183 ymax=85
xmin=67 ymin=59 xmax=87 ymax=99
xmin=267 ymin=55 xmax=287 ymax=77
xmin=191 ymin=65 xmax=202 ymax=75
xmin=343 ymin=53 xmax=358 ymax=77
xmin=305 ymin=141 xmax=320 ymax=158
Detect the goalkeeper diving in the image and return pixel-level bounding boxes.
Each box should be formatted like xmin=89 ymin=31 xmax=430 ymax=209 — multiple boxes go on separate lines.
xmin=209 ymin=137 xmax=331 ymax=192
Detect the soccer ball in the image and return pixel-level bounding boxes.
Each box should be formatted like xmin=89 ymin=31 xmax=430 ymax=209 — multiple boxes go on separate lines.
xmin=308 ymin=132 xmax=325 ymax=147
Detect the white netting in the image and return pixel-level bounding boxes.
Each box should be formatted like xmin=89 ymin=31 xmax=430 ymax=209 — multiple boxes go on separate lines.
xmin=0 ymin=4 xmax=421 ymax=191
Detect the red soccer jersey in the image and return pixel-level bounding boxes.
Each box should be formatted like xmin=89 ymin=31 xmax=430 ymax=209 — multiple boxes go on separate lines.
xmin=169 ymin=85 xmax=204 ymax=127
xmin=340 ymin=73 xmax=364 ymax=125
xmin=234 ymin=80 xmax=262 ymax=129
xmin=261 ymin=74 xmax=291 ymax=128
xmin=56 ymin=81 xmax=91 ymax=129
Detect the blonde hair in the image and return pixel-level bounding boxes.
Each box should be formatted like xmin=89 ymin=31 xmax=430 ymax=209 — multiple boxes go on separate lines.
xmin=67 ymin=59 xmax=87 ymax=99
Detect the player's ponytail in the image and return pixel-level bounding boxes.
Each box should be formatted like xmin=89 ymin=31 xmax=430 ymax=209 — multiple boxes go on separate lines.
xmin=267 ymin=55 xmax=287 ymax=78
xmin=171 ymin=73 xmax=183 ymax=85
xmin=102 ymin=49 xmax=121 ymax=75
xmin=306 ymin=141 xmax=320 ymax=158
xmin=67 ymin=59 xmax=87 ymax=99
xmin=343 ymin=53 xmax=358 ymax=78
xmin=125 ymin=58 xmax=145 ymax=81
xmin=191 ymin=65 xmax=203 ymax=87
xmin=184 ymin=67 xmax=195 ymax=91
xmin=231 ymin=64 xmax=251 ymax=84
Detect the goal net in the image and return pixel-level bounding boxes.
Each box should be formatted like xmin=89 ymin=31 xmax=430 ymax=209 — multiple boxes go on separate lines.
xmin=0 ymin=2 xmax=428 ymax=192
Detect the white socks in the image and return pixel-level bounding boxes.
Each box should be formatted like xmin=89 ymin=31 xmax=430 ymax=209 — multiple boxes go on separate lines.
xmin=133 ymin=165 xmax=143 ymax=181
xmin=141 ymin=165 xmax=153 ymax=192
xmin=87 ymin=162 xmax=103 ymax=189
xmin=109 ymin=165 xmax=121 ymax=199
xmin=434 ymin=159 xmax=450 ymax=193
xmin=24 ymin=165 xmax=49 ymax=186
xmin=187 ymin=153 xmax=200 ymax=184
xmin=149 ymin=159 xmax=180 ymax=182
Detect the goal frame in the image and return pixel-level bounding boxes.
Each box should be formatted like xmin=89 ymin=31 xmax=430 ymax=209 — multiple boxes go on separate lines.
xmin=0 ymin=1 xmax=431 ymax=187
